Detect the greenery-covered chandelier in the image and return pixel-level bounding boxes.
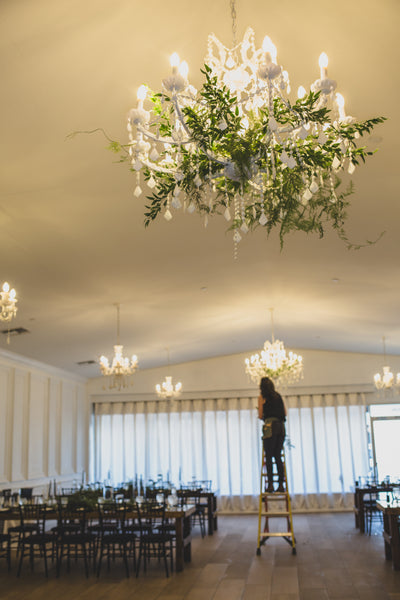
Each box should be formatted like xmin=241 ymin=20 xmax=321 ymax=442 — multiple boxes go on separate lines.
xmin=121 ymin=1 xmax=384 ymax=247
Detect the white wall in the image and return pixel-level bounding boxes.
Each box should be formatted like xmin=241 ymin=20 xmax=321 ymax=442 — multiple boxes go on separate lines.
xmin=87 ymin=346 xmax=400 ymax=403
xmin=0 ymin=349 xmax=88 ymax=494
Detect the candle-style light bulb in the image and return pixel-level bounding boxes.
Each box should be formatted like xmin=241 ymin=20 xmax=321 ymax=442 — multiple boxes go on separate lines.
xmin=2 ymin=282 xmax=9 ymax=293
xmin=319 ymin=52 xmax=329 ymax=79
xmin=136 ymin=84 xmax=147 ymax=109
xmin=262 ymin=36 xmax=277 ymax=63
xmin=178 ymin=60 xmax=189 ymax=79
xmin=335 ymin=92 xmax=346 ymax=120
xmin=170 ymin=52 xmax=180 ymax=74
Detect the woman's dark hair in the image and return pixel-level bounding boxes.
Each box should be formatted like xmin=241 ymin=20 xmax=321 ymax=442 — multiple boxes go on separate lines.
xmin=260 ymin=377 xmax=277 ymax=400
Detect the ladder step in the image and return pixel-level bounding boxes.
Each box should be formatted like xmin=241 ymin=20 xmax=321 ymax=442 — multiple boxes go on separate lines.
xmin=261 ymin=512 xmax=290 ymax=517
xmin=260 ymin=531 xmax=293 ymax=538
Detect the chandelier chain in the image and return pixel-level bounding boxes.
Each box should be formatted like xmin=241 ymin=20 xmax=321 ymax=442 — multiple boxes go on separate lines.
xmin=269 ymin=307 xmax=275 ymax=343
xmin=230 ymin=0 xmax=237 ymax=47
xmin=116 ymin=303 xmax=121 ymax=344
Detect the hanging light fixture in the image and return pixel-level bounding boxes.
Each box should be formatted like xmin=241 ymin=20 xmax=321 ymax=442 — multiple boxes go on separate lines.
xmin=117 ymin=0 xmax=384 ymax=250
xmin=0 ymin=281 xmax=17 ymax=323
xmin=245 ymin=308 xmax=303 ymax=387
xmin=373 ymin=336 xmax=400 ymax=391
xmin=155 ymin=348 xmax=183 ymax=399
xmin=99 ymin=303 xmax=138 ymax=391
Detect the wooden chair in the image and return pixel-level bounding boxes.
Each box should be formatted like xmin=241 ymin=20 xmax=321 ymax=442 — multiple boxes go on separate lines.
xmin=0 ymin=520 xmax=11 ymax=571
xmin=136 ymin=500 xmax=174 ymax=577
xmin=17 ymin=505 xmax=55 ymax=577
xmin=56 ymin=505 xmax=93 ymax=577
xmin=96 ymin=502 xmax=130 ymax=578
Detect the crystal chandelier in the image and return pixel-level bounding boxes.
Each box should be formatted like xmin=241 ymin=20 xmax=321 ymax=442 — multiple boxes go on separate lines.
xmin=121 ymin=0 xmax=384 ymax=249
xmin=156 ymin=348 xmax=182 ymax=399
xmin=0 ymin=282 xmax=17 ymax=322
xmin=245 ymin=308 xmax=303 ymax=387
xmin=99 ymin=303 xmax=138 ymax=391
xmin=373 ymin=336 xmax=400 ymax=391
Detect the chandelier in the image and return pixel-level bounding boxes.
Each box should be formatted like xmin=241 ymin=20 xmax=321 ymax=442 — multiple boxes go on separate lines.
xmin=373 ymin=336 xmax=400 ymax=391
xmin=99 ymin=303 xmax=138 ymax=391
xmin=0 ymin=282 xmax=17 ymax=323
xmin=156 ymin=348 xmax=182 ymax=399
xmin=120 ymin=0 xmax=384 ymax=249
xmin=245 ymin=308 xmax=303 ymax=387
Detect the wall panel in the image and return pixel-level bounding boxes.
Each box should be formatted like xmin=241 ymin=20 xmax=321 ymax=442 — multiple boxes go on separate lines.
xmin=60 ymin=381 xmax=76 ymax=475
xmin=11 ymin=369 xmax=29 ymax=481
xmin=0 ymin=366 xmax=10 ymax=482
xmin=48 ymin=379 xmax=61 ymax=477
xmin=27 ymin=373 xmax=48 ymax=479
xmin=0 ymin=348 xmax=87 ymax=491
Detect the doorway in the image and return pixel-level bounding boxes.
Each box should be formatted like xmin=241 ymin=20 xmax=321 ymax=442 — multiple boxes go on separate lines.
xmin=369 ymin=403 xmax=400 ymax=481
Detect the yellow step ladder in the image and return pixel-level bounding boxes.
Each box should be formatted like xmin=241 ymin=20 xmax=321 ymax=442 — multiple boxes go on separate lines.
xmin=256 ymin=446 xmax=296 ymax=555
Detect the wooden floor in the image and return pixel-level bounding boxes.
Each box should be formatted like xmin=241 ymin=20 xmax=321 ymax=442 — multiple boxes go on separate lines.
xmin=0 ymin=513 xmax=399 ymax=599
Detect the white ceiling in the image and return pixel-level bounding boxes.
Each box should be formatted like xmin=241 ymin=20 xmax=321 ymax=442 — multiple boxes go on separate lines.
xmin=0 ymin=0 xmax=399 ymax=379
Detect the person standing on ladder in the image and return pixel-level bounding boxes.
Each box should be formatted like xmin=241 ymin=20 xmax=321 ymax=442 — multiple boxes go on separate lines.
xmin=258 ymin=377 xmax=287 ymax=493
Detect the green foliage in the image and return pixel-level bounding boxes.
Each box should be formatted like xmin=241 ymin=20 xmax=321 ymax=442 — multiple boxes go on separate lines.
xmin=76 ymin=66 xmax=385 ymax=248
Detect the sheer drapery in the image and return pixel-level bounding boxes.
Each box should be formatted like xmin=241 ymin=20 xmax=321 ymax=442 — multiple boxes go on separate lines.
xmin=91 ymin=393 xmax=368 ymax=511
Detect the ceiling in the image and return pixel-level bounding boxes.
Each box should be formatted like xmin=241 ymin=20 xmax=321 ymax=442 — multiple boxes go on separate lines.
xmin=0 ymin=0 xmax=399 ymax=379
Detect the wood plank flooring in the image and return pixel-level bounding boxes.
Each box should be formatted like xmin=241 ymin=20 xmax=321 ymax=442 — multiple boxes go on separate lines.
xmin=0 ymin=513 xmax=399 ymax=599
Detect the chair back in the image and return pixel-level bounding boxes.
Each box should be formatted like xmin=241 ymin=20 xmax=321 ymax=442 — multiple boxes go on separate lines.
xmin=98 ymin=502 xmax=126 ymax=533
xmin=136 ymin=500 xmax=166 ymax=534
xmin=19 ymin=503 xmax=47 ymax=534
xmin=20 ymin=488 xmax=33 ymax=501
xmin=57 ymin=503 xmax=86 ymax=535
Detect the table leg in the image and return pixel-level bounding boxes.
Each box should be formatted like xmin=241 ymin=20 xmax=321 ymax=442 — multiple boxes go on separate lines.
xmin=207 ymin=495 xmax=213 ymax=536
xmin=175 ymin=514 xmax=192 ymax=572
xmin=389 ymin=513 xmax=400 ymax=570
xmin=358 ymin=495 xmax=365 ymax=534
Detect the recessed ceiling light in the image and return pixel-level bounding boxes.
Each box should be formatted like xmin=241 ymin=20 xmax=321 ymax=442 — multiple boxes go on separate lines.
xmin=200 ymin=286 xmax=208 ymax=291
xmin=331 ymin=278 xmax=340 ymax=284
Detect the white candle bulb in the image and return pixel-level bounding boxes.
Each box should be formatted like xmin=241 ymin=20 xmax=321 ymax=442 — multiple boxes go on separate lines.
xmin=170 ymin=52 xmax=180 ymax=74
xmin=136 ymin=84 xmax=147 ymax=109
xmin=178 ymin=60 xmax=189 ymax=79
xmin=2 ymin=282 xmax=9 ymax=293
xmin=319 ymin=52 xmax=329 ymax=79
xmin=336 ymin=93 xmax=346 ymax=120
xmin=262 ymin=36 xmax=277 ymax=63
xmin=297 ymin=85 xmax=307 ymax=99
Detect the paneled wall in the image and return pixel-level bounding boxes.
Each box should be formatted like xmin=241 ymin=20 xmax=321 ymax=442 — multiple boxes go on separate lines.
xmin=0 ymin=349 xmax=88 ymax=493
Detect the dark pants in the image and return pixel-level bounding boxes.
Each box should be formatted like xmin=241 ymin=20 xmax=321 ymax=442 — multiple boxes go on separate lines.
xmin=263 ymin=424 xmax=285 ymax=484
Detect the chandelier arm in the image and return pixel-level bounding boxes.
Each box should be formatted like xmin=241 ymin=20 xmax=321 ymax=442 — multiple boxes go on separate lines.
xmin=170 ymin=95 xmax=230 ymax=166
xmin=136 ymin=124 xmax=193 ymax=146
xmin=139 ymin=156 xmax=178 ymax=175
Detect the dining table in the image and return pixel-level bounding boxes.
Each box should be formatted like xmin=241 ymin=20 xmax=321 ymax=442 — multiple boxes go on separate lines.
xmin=177 ymin=490 xmax=218 ymax=536
xmin=0 ymin=502 xmax=196 ymax=573
xmin=376 ymin=498 xmax=400 ymax=571
xmin=353 ymin=484 xmax=393 ymax=533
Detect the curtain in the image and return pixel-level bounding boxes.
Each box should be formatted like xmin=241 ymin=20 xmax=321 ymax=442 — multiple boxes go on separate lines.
xmin=91 ymin=392 xmax=368 ymax=512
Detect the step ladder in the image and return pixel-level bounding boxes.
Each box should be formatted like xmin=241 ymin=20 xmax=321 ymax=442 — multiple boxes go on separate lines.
xmin=256 ymin=446 xmax=296 ymax=555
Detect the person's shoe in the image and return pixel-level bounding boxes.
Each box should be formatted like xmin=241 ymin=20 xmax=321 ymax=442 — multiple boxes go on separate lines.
xmin=277 ymin=484 xmax=285 ymax=493
xmin=266 ymin=484 xmax=274 ymax=493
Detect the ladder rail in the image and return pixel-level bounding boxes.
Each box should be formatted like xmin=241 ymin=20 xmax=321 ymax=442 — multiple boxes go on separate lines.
xmin=256 ymin=444 xmax=296 ymax=555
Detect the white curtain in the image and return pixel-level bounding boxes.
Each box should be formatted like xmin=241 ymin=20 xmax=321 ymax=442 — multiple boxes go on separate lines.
xmin=91 ymin=392 xmax=369 ymax=512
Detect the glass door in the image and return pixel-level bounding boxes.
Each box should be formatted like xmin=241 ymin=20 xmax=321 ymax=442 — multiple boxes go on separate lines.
xmin=369 ymin=403 xmax=400 ymax=482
